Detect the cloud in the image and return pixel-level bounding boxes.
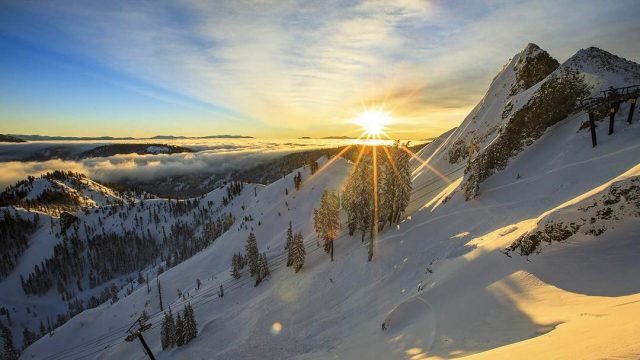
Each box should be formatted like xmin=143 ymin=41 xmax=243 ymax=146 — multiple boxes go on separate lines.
xmin=0 ymin=138 xmax=360 ymax=189
xmin=1 ymin=0 xmax=639 ymax=138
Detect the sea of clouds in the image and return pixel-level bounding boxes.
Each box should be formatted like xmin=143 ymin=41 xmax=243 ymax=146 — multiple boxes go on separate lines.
xmin=0 ymin=138 xmax=356 ymax=189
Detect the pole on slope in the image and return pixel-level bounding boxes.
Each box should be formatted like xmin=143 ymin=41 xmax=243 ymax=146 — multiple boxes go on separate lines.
xmin=136 ymin=333 xmax=156 ymax=360
xmin=628 ymin=98 xmax=637 ymax=124
xmin=589 ymin=112 xmax=597 ymax=148
xmin=125 ymin=314 xmax=156 ymax=360
xmin=609 ymin=102 xmax=619 ymax=135
xmin=609 ymin=105 xmax=615 ymax=135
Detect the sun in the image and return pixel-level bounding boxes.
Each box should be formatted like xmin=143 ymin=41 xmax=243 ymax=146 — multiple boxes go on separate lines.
xmin=354 ymin=110 xmax=391 ymax=136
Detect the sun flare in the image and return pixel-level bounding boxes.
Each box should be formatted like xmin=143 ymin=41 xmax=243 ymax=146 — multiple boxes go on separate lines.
xmin=354 ymin=110 xmax=391 ymax=136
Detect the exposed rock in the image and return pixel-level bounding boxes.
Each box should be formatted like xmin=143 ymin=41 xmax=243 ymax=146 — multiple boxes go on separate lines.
xmin=509 ymin=43 xmax=560 ymax=96
xmin=464 ymin=68 xmax=590 ymax=199
xmin=506 ymin=176 xmax=640 ymax=256
xmin=59 ymin=211 xmax=78 ymax=232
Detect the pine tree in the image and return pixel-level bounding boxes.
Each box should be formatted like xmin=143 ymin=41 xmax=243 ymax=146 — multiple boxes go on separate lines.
xmin=254 ymin=254 xmax=263 ymax=286
xmin=2 ymin=325 xmax=19 ymax=360
xmin=395 ymin=143 xmax=412 ymax=224
xmin=160 ymin=310 xmax=175 ymax=350
xmin=285 ymin=222 xmax=293 ymax=266
xmin=291 ymin=232 xmax=306 ymax=273
xmin=245 ymin=233 xmax=259 ymax=277
xmin=183 ymin=304 xmax=197 ymax=344
xmin=260 ymin=252 xmax=270 ymax=278
xmin=22 ymin=326 xmax=36 ymax=350
xmin=313 ymin=189 xmax=340 ymax=261
xmin=231 ymin=253 xmax=241 ymax=279
xmin=381 ymin=141 xmax=412 ymax=226
xmin=175 ymin=313 xmax=185 ymax=346
xmin=344 ymin=159 xmax=374 ymax=243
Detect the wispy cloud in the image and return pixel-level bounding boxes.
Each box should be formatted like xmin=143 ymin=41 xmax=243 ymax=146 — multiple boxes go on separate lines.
xmin=1 ymin=0 xmax=638 ymax=138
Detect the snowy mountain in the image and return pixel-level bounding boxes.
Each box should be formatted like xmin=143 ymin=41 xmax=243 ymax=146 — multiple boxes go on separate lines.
xmin=0 ymin=171 xmax=130 ymax=216
xmin=3 ymin=43 xmax=640 ymax=359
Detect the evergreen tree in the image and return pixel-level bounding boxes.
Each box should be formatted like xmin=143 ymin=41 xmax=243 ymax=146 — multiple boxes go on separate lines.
xmin=285 ymin=222 xmax=293 ymax=266
xmin=183 ymin=304 xmax=197 ymax=344
xmin=21 ymin=326 xmax=36 ymax=350
xmin=313 ymin=189 xmax=340 ymax=261
xmin=379 ymin=141 xmax=412 ymax=227
xmin=309 ymin=158 xmax=319 ymax=175
xmin=245 ymin=233 xmax=259 ymax=277
xmin=231 ymin=253 xmax=241 ymax=279
xmin=254 ymin=254 xmax=263 ymax=286
xmin=344 ymin=160 xmax=374 ymax=243
xmin=395 ymin=143 xmax=412 ymax=224
xmin=2 ymin=325 xmax=19 ymax=360
xmin=175 ymin=313 xmax=185 ymax=346
xmin=291 ymin=232 xmax=306 ymax=273
xmin=160 ymin=310 xmax=175 ymax=350
xmin=260 ymin=252 xmax=270 ymax=279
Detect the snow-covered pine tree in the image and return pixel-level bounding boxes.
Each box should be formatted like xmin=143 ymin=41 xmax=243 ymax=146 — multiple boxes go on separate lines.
xmin=245 ymin=233 xmax=259 ymax=277
xmin=254 ymin=254 xmax=263 ymax=286
xmin=231 ymin=254 xmax=241 ymax=279
xmin=235 ymin=252 xmax=245 ymax=270
xmin=291 ymin=232 xmax=306 ymax=273
xmin=355 ymin=160 xmax=374 ymax=243
xmin=183 ymin=304 xmax=197 ymax=344
xmin=394 ymin=142 xmax=412 ymax=224
xmin=260 ymin=252 xmax=270 ymax=278
xmin=313 ymin=189 xmax=340 ymax=261
xmin=160 ymin=310 xmax=175 ymax=350
xmin=285 ymin=221 xmax=293 ymax=266
xmin=175 ymin=312 xmax=185 ymax=346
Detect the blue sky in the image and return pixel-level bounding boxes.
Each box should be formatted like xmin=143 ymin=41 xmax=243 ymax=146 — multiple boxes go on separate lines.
xmin=1 ymin=0 xmax=639 ymax=139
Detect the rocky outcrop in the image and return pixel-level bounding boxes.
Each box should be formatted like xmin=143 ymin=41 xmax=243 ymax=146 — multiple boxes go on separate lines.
xmin=464 ymin=68 xmax=590 ymax=199
xmin=506 ymin=176 xmax=640 ymax=256
xmin=509 ymin=43 xmax=560 ymax=96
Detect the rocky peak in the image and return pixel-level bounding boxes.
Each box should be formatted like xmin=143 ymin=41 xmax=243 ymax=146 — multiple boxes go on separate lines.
xmin=510 ymin=43 xmax=559 ymax=95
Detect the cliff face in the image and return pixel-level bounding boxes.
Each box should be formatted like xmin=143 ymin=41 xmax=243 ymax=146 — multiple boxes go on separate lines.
xmin=461 ymin=46 xmax=640 ymax=199
xmin=447 ymin=43 xmax=559 ymax=166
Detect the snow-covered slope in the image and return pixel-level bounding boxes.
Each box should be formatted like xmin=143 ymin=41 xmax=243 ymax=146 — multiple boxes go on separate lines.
xmin=0 ymin=171 xmax=128 ymax=216
xmin=0 ymin=180 xmax=259 ymax=352
xmin=10 ymin=43 xmax=640 ymax=359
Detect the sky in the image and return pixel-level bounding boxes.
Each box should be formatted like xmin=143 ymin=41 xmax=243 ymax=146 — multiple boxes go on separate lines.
xmin=1 ymin=0 xmax=639 ymax=140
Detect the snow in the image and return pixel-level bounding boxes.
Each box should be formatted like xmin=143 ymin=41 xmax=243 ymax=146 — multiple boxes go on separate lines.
xmin=145 ymin=146 xmax=170 ymax=154
xmin=9 ymin=44 xmax=640 ymax=359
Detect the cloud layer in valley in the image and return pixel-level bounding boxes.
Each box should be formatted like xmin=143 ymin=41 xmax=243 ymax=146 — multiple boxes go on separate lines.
xmin=0 ymin=138 xmax=360 ymax=189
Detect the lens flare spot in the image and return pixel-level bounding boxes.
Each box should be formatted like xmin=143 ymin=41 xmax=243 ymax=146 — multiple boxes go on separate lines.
xmin=270 ymin=322 xmax=283 ymax=335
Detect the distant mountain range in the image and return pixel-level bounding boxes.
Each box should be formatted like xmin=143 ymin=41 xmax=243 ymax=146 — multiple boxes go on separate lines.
xmin=0 ymin=134 xmax=26 ymax=143
xmin=149 ymin=135 xmax=254 ymax=139
xmin=298 ymin=135 xmax=357 ymax=139
xmin=7 ymin=134 xmax=254 ymax=141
